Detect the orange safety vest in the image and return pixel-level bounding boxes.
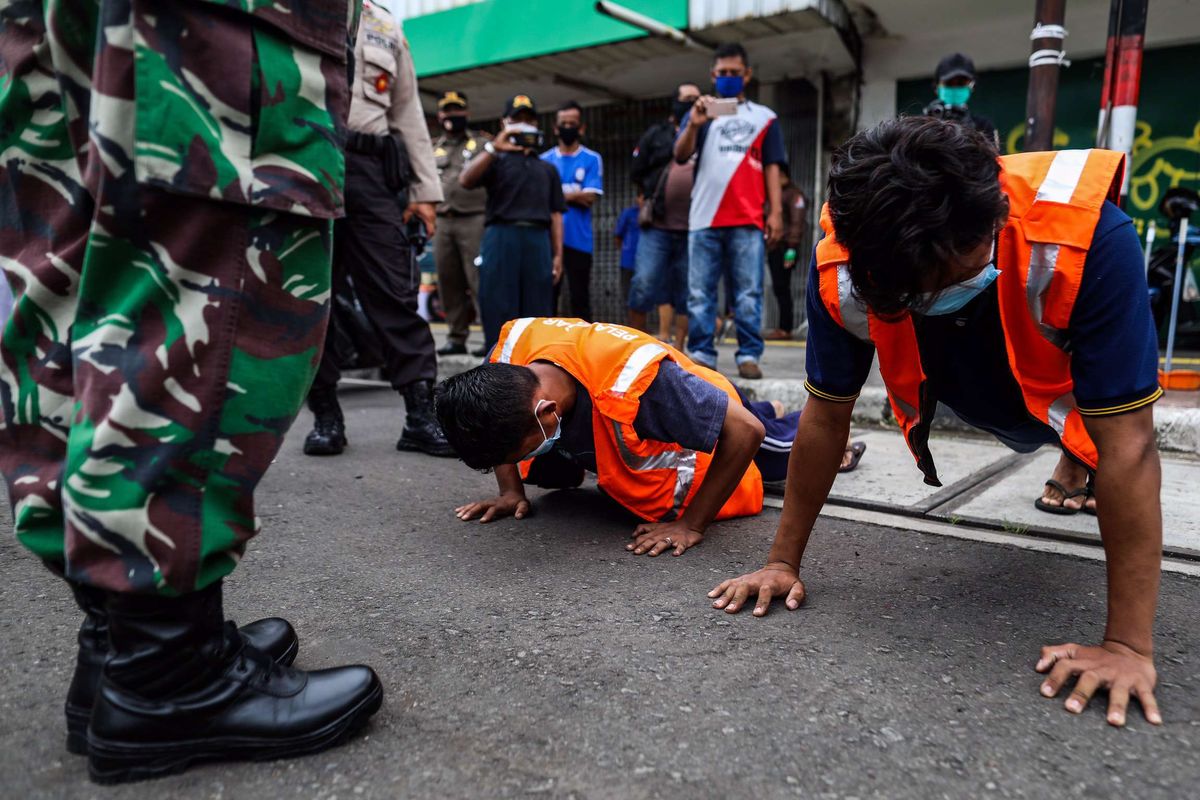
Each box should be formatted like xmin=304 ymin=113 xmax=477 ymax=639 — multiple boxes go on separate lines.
xmin=490 ymin=317 xmax=764 ymax=521
xmin=815 ymin=149 xmax=1127 ymax=486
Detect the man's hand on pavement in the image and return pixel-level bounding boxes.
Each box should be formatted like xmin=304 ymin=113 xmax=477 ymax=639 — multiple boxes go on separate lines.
xmin=627 ymin=520 xmax=704 ymax=557
xmin=454 ymin=491 xmax=530 ymax=523
xmin=404 ymin=202 xmax=437 ymax=236
xmin=1036 ymin=640 xmax=1161 ymax=727
xmin=709 ymin=563 xmax=806 ymax=616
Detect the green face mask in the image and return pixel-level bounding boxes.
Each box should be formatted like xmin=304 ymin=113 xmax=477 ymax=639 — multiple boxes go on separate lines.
xmin=938 ymin=85 xmax=972 ymax=107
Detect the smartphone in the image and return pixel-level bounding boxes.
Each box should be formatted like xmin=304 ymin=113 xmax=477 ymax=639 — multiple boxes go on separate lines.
xmin=512 ymin=131 xmax=544 ymax=150
xmin=708 ymin=98 xmax=738 ymax=117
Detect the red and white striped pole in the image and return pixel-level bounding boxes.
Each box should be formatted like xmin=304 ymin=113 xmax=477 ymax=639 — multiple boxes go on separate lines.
xmin=1096 ymin=0 xmax=1149 ymax=205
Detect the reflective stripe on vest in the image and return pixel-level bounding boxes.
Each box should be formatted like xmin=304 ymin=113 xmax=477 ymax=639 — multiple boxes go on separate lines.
xmin=490 ymin=317 xmax=763 ymax=521
xmin=814 ymin=149 xmax=1126 ymax=482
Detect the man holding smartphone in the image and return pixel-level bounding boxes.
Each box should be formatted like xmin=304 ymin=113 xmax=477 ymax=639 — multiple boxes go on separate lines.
xmin=460 ymin=95 xmax=566 ymax=352
xmin=674 ymin=43 xmax=786 ymax=380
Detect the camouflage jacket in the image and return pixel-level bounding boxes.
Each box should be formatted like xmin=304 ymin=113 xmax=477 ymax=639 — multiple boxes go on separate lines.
xmin=133 ymin=1 xmax=358 ymax=218
xmin=192 ymin=0 xmax=354 ymax=60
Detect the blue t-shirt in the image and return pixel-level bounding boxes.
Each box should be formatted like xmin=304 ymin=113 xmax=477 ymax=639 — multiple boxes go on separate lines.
xmin=803 ymin=201 xmax=1161 ymax=441
xmin=540 ymin=145 xmax=604 ymax=254
xmin=615 ymin=206 xmax=640 ymax=270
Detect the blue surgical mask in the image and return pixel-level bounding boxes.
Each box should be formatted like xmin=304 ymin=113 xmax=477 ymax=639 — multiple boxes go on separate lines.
xmin=937 ymin=84 xmax=972 ymax=107
xmin=919 ymin=245 xmax=1000 ymax=316
xmin=522 ymin=399 xmax=561 ymax=460
xmin=714 ymin=75 xmax=744 ymax=98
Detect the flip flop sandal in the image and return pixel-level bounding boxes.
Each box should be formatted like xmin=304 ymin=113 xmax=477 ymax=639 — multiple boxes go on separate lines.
xmin=1034 ymin=479 xmax=1087 ymax=515
xmin=1082 ymin=475 xmax=1098 ymax=516
xmin=838 ymin=441 xmax=867 ymax=473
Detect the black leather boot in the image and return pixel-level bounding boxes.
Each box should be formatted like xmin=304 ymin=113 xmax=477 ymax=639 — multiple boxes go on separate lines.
xmin=396 ymin=380 xmax=455 ymax=457
xmin=64 ymin=583 xmax=300 ymax=755
xmin=64 ymin=583 xmax=109 ymax=756
xmin=87 ymin=582 xmax=381 ymax=784
xmin=303 ymin=389 xmax=346 ymax=456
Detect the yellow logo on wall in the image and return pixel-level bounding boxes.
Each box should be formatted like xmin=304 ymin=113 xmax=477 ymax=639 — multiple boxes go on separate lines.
xmin=1128 ymin=121 xmax=1200 ymax=215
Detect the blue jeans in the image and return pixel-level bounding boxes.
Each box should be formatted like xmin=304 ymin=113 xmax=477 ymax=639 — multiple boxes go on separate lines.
xmin=686 ymin=226 xmax=765 ymax=367
xmin=628 ymin=227 xmax=689 ymax=314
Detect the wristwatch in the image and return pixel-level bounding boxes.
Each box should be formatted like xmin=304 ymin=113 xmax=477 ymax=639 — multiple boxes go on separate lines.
xmin=484 ymin=141 xmax=496 ymax=156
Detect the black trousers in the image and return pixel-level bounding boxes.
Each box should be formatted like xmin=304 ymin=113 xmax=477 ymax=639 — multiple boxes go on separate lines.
xmin=478 ymin=224 xmax=554 ymax=351
xmin=553 ymin=246 xmax=592 ymax=320
xmin=312 ymin=150 xmax=437 ymax=393
xmin=766 ymin=247 xmax=795 ymax=333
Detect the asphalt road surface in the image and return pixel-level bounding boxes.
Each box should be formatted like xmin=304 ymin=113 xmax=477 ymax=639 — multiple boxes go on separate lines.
xmin=3 ymin=389 xmax=1199 ymax=799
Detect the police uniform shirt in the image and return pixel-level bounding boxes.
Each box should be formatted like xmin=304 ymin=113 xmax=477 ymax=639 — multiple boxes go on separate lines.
xmin=434 ymin=129 xmax=490 ymax=216
xmin=348 ymin=0 xmax=442 ymax=203
xmin=803 ymin=202 xmax=1163 ymax=447
xmin=480 ymin=153 xmax=567 ymax=226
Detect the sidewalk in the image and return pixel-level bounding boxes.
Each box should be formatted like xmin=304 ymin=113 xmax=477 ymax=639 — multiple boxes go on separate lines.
xmin=775 ymin=427 xmax=1200 ymax=559
xmin=424 ymin=322 xmax=1200 ymax=456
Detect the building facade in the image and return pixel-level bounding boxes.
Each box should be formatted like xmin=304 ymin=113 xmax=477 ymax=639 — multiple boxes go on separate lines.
xmin=392 ymin=0 xmax=1200 ymax=324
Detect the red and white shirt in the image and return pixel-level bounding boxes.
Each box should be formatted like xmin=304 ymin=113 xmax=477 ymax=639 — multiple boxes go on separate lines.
xmin=683 ymin=101 xmax=787 ymax=231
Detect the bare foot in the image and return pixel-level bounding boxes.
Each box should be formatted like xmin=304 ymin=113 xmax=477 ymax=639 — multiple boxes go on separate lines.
xmin=1038 ymin=453 xmax=1090 ymax=512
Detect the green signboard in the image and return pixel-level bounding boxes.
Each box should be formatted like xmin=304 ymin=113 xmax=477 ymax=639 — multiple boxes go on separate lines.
xmin=897 ymin=43 xmax=1200 ymax=236
xmin=405 ymin=0 xmax=687 ymax=78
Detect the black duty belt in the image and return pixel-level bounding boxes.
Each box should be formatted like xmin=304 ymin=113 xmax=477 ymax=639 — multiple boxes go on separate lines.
xmin=346 ymin=130 xmax=389 ymax=157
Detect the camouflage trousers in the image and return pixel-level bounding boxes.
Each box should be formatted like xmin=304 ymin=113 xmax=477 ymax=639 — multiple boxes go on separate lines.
xmin=0 ymin=1 xmax=337 ymax=593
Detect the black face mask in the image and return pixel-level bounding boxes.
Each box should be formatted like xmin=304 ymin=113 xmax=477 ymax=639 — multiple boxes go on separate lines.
xmin=672 ymin=99 xmax=696 ymax=123
xmin=443 ymin=115 xmax=468 ymax=134
xmin=557 ymin=126 xmax=581 ymax=146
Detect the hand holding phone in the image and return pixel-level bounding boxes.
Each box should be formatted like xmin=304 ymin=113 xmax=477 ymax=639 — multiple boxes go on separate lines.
xmin=708 ymin=97 xmax=738 ymax=117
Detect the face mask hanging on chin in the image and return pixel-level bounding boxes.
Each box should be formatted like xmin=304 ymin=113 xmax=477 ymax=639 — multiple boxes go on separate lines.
xmin=919 ymin=269 xmax=1001 ymax=316
xmin=521 ymin=399 xmax=562 ymax=461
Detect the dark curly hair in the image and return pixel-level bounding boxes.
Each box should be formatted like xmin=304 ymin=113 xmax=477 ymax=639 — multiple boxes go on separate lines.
xmin=826 ymin=116 xmax=1007 ymax=318
xmin=434 ymin=363 xmax=540 ymax=470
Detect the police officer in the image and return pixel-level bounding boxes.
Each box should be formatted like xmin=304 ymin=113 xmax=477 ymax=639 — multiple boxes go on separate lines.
xmin=432 ymin=91 xmax=491 ymax=357
xmin=304 ymin=0 xmax=454 ymax=458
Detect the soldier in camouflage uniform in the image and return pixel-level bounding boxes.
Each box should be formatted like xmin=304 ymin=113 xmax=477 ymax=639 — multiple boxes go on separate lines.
xmin=0 ymin=0 xmax=381 ymax=783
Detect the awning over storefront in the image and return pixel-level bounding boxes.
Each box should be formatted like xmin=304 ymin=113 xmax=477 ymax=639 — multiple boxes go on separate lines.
xmin=403 ymin=0 xmax=860 ymax=116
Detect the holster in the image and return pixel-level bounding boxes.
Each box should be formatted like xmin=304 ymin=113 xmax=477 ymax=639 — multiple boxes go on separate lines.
xmin=346 ymin=130 xmax=412 ymax=204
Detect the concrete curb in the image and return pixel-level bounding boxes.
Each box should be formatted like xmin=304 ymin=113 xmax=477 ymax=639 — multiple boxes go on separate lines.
xmin=435 ymin=356 xmax=1200 ymax=457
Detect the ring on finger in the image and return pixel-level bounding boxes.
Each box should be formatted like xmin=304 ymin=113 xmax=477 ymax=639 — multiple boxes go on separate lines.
xmin=664 ymin=537 xmax=673 ymax=546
